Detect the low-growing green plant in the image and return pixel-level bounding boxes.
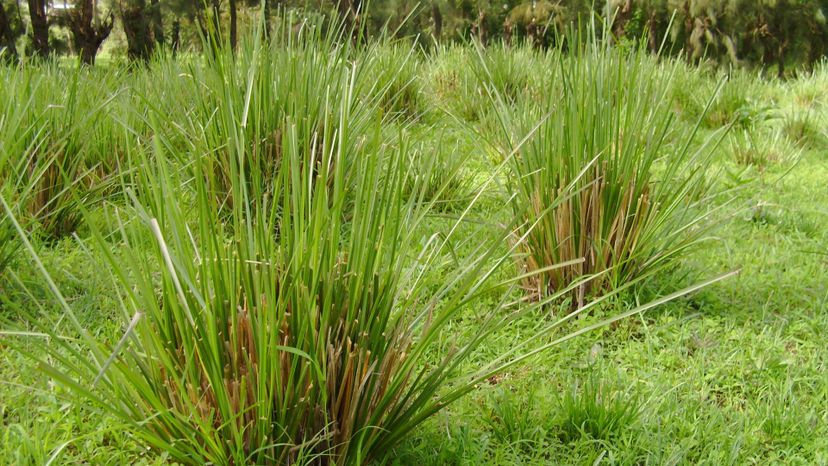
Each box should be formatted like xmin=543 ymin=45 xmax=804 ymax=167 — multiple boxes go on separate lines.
xmin=556 ymin=373 xmax=641 ymax=442
xmin=729 ymin=127 xmax=799 ymax=168
xmin=781 ymin=108 xmax=827 ymax=149
xmin=485 ymin=386 xmax=551 ymax=451
xmin=489 ymin=38 xmax=725 ymax=303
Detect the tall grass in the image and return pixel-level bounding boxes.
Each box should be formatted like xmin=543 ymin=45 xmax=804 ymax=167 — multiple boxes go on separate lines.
xmin=401 ymin=124 xmax=476 ymax=211
xmin=1 ymin=20 xmax=735 ymax=465
xmin=365 ymin=43 xmax=426 ymax=119
xmin=0 ymin=67 xmax=40 ymax=273
xmin=0 ymin=64 xmax=124 ymax=247
xmin=489 ymin=39 xmax=725 ymax=303
xmin=168 ymin=16 xmax=382 ymax=218
xmin=729 ymin=127 xmax=799 ymax=168
xmin=423 ymin=42 xmax=543 ymax=122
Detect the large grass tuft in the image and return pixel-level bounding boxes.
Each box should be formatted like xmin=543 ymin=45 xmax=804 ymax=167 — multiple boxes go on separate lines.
xmin=489 ymin=39 xmax=725 ymax=304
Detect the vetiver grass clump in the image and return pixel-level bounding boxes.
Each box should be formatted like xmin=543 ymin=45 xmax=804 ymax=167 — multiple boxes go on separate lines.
xmin=365 ymin=43 xmax=427 ymax=119
xmin=423 ymin=42 xmax=542 ymax=123
xmin=0 ymin=66 xmax=38 ymax=273
xmin=0 ymin=65 xmax=125 ymax=274
xmin=169 ymin=16 xmax=384 ymax=218
xmin=12 ymin=47 xmax=451 ymax=463
xmin=0 ymin=31 xmax=540 ymax=465
xmin=0 ymin=64 xmax=125 ymax=244
xmin=490 ymin=39 xmax=724 ymax=303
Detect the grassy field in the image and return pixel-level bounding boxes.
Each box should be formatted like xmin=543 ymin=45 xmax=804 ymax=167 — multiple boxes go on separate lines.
xmin=1 ymin=32 xmax=827 ymax=465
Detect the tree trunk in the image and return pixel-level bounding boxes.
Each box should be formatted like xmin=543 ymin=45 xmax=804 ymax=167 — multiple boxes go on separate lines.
xmin=337 ymin=0 xmax=364 ymax=40
xmin=431 ymin=2 xmax=442 ymax=40
xmin=203 ymin=0 xmax=221 ymax=51
xmin=682 ymin=0 xmax=693 ymax=59
xmin=122 ymin=0 xmax=153 ymax=61
xmin=647 ymin=12 xmax=658 ymax=52
xmin=777 ymin=44 xmax=786 ymax=79
xmin=474 ymin=8 xmax=486 ymax=44
xmin=149 ymin=0 xmax=163 ymax=46
xmin=263 ymin=0 xmax=271 ymax=38
xmin=171 ymin=19 xmax=180 ymax=54
xmin=27 ymin=0 xmax=49 ymax=58
xmin=337 ymin=0 xmax=353 ymax=30
xmin=611 ymin=0 xmax=633 ymax=40
xmin=229 ymin=0 xmax=236 ymax=49
xmin=0 ymin=1 xmax=18 ymax=60
xmin=68 ymin=0 xmax=113 ymax=64
xmin=78 ymin=41 xmax=96 ymax=63
xmin=212 ymin=0 xmax=220 ymax=39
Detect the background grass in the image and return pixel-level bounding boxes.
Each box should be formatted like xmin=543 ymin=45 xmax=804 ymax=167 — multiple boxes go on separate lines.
xmin=1 ymin=43 xmax=827 ymax=464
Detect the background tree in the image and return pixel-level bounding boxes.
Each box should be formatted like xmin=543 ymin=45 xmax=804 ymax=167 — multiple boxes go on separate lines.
xmin=150 ymin=0 xmax=164 ymax=46
xmin=804 ymin=0 xmax=828 ymax=70
xmin=0 ymin=0 xmax=23 ymax=60
xmin=754 ymin=0 xmax=809 ymax=77
xmin=506 ymin=1 xmax=568 ymax=47
xmin=164 ymin=0 xmax=220 ymax=52
xmin=229 ymin=0 xmax=236 ymax=47
xmin=65 ymin=0 xmax=114 ymax=64
xmin=27 ymin=0 xmax=49 ymax=57
xmin=121 ymin=0 xmax=154 ymax=60
xmin=3 ymin=0 xmax=827 ymax=69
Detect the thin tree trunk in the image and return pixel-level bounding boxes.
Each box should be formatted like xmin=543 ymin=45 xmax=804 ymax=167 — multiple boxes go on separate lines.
xmin=199 ymin=0 xmax=221 ymax=53
xmin=171 ymin=19 xmax=180 ymax=54
xmin=27 ymin=0 xmax=49 ymax=58
xmin=149 ymin=0 xmax=163 ymax=46
xmin=0 ymin=1 xmax=18 ymax=60
xmin=337 ymin=0 xmax=353 ymax=29
xmin=263 ymin=0 xmax=271 ymax=38
xmin=121 ymin=0 xmax=153 ymax=61
xmin=211 ymin=0 xmax=221 ymax=43
xmin=646 ymin=12 xmax=658 ymax=52
xmin=229 ymin=0 xmax=236 ymax=49
xmin=611 ymin=0 xmax=633 ymax=40
xmin=431 ymin=2 xmax=442 ymax=40
xmin=777 ymin=44 xmax=786 ymax=79
xmin=474 ymin=9 xmax=486 ymax=44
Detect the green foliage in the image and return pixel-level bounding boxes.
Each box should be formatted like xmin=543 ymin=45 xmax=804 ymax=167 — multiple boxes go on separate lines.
xmin=422 ymin=44 xmax=481 ymax=120
xmin=171 ymin=15 xmax=374 ymax=217
xmin=484 ymin=386 xmax=551 ymax=450
xmin=398 ymin=130 xmax=467 ymax=212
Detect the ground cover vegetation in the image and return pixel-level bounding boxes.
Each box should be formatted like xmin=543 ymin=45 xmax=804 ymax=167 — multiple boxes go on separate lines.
xmin=1 ymin=4 xmax=827 ymax=466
